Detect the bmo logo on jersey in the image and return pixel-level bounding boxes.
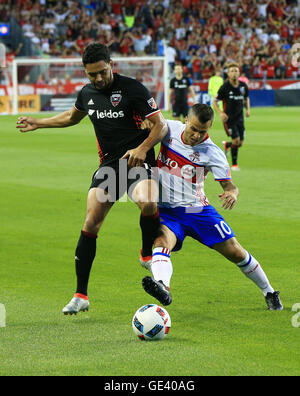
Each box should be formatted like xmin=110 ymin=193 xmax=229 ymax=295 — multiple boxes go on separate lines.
xmin=158 ymin=152 xmax=197 ymax=180
xmin=158 ymin=151 xmax=178 ymax=169
xmin=89 ymin=109 xmax=125 ymax=119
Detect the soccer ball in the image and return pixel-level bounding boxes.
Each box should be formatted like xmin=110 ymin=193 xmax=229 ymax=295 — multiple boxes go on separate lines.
xmin=132 ymin=304 xmax=171 ymax=341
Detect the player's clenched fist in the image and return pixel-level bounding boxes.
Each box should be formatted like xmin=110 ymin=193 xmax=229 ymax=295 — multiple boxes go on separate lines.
xmin=122 ymin=147 xmax=147 ymax=168
xmin=16 ymin=116 xmax=39 ymax=133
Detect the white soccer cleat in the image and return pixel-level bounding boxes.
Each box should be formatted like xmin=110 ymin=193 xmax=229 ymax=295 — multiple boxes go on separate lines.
xmin=139 ymin=250 xmax=152 ymax=271
xmin=231 ymin=165 xmax=240 ymax=171
xmin=62 ymin=296 xmax=90 ymax=315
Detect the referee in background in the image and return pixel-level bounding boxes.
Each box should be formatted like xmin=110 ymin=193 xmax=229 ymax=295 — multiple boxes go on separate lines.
xmin=213 ymin=63 xmax=250 ymax=171
xmin=208 ymin=68 xmax=224 ymax=111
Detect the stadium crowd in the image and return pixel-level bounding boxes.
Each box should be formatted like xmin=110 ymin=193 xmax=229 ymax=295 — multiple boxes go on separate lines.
xmin=2 ymin=0 xmax=300 ymax=80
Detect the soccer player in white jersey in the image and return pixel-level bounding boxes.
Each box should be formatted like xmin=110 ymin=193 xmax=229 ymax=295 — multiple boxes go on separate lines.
xmin=142 ymin=104 xmax=283 ymax=311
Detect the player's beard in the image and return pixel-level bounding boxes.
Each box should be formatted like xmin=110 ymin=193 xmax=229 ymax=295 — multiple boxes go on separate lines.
xmin=94 ymin=70 xmax=114 ymax=90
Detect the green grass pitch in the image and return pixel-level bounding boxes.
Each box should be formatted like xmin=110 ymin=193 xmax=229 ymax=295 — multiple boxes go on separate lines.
xmin=0 ymin=107 xmax=300 ymax=376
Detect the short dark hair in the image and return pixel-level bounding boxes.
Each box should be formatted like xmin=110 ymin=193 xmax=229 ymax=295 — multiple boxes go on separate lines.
xmin=188 ymin=104 xmax=214 ymax=123
xmin=82 ymin=43 xmax=111 ymax=66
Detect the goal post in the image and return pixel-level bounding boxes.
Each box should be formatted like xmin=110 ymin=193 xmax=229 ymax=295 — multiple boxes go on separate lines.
xmin=11 ymin=56 xmax=169 ymax=115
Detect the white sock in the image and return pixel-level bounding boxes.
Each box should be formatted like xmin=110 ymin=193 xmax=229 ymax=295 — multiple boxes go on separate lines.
xmin=151 ymin=247 xmax=173 ymax=288
xmin=236 ymin=252 xmax=274 ymax=296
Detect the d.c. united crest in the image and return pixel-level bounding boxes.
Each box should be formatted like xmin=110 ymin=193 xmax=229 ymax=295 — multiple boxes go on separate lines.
xmin=110 ymin=93 xmax=122 ymax=107
xmin=147 ymin=97 xmax=157 ymax=109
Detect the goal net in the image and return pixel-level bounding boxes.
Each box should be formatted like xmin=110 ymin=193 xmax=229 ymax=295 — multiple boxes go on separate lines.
xmin=10 ymin=56 xmax=169 ymax=115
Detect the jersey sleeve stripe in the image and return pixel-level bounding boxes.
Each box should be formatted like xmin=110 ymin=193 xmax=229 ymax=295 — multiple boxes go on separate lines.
xmin=73 ymin=105 xmax=87 ymax=113
xmin=145 ymin=109 xmax=161 ymax=118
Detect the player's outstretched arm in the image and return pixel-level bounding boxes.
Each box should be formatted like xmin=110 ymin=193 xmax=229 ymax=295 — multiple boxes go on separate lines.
xmin=188 ymin=86 xmax=197 ymax=104
xmin=168 ymin=88 xmax=174 ymax=112
xmin=16 ymin=107 xmax=86 ymax=133
xmin=218 ymin=180 xmax=239 ymax=210
xmin=122 ymin=112 xmax=168 ymax=168
xmin=244 ymin=97 xmax=250 ymax=117
xmin=212 ymin=98 xmax=228 ymax=123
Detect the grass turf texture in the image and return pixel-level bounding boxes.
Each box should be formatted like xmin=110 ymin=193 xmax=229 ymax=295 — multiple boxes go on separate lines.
xmin=0 ymin=107 xmax=299 ymax=376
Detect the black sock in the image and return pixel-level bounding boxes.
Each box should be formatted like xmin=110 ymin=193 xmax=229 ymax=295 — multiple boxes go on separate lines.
xmin=226 ymin=141 xmax=232 ymax=148
xmin=140 ymin=210 xmax=160 ymax=257
xmin=75 ymin=231 xmax=97 ymax=296
xmin=231 ymin=145 xmax=238 ymax=166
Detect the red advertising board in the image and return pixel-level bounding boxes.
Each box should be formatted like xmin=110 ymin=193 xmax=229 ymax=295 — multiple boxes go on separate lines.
xmin=194 ymin=80 xmax=300 ymax=91
xmin=1 ymin=80 xmax=300 ymax=97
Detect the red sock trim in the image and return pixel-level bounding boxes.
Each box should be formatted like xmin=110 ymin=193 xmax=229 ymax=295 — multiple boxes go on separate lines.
xmin=141 ymin=209 xmax=159 ymax=218
xmin=231 ymin=144 xmax=238 ymax=149
xmin=81 ymin=230 xmax=98 ymax=239
xmin=74 ymin=293 xmax=88 ymax=300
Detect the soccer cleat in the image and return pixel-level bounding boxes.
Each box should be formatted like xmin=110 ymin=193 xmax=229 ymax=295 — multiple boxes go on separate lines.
xmin=142 ymin=276 xmax=172 ymax=306
xmin=231 ymin=165 xmax=240 ymax=171
xmin=62 ymin=295 xmax=90 ymax=315
xmin=140 ymin=249 xmax=152 ymax=271
xmin=222 ymin=141 xmax=230 ymax=157
xmin=265 ymin=291 xmax=283 ymax=311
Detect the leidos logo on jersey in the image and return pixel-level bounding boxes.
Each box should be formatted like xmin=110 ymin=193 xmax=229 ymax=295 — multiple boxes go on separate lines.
xmin=89 ymin=109 xmax=125 ymax=119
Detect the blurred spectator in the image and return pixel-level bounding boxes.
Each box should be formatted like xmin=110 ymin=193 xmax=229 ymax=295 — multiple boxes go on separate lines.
xmin=2 ymin=0 xmax=299 ymax=81
xmin=239 ymin=72 xmax=250 ymax=85
xmin=127 ymin=28 xmax=151 ymax=56
xmin=166 ymin=43 xmax=177 ymax=72
xmin=36 ymin=74 xmax=46 ymax=84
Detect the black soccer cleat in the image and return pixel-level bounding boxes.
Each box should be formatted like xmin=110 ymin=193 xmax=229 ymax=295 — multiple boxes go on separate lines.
xmin=265 ymin=291 xmax=283 ymax=311
xmin=142 ymin=276 xmax=172 ymax=306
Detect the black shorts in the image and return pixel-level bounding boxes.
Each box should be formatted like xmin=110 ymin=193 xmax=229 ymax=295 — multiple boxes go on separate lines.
xmin=172 ymin=101 xmax=189 ymax=118
xmin=223 ymin=119 xmax=245 ymax=140
xmin=90 ymin=160 xmax=154 ymax=202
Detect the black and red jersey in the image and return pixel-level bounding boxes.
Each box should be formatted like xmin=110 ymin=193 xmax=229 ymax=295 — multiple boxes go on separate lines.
xmin=216 ymin=80 xmax=249 ymax=123
xmin=170 ymin=76 xmax=191 ymax=104
xmin=74 ymin=73 xmax=160 ymax=165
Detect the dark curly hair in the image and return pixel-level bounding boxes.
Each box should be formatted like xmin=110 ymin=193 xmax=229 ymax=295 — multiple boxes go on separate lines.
xmin=82 ymin=43 xmax=111 ymax=66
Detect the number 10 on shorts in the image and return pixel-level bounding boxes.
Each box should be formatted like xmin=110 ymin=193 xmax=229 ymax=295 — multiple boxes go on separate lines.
xmin=0 ymin=304 xmax=6 ymax=328
xmin=214 ymin=221 xmax=232 ymax=239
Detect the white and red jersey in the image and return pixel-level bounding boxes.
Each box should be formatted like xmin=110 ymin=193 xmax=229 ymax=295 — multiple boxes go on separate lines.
xmin=157 ymin=120 xmax=231 ymax=208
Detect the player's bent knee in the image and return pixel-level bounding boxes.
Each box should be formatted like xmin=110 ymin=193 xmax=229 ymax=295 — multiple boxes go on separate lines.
xmin=213 ymin=238 xmax=246 ymax=263
xmin=228 ymin=244 xmax=246 ymax=263
xmin=230 ymin=250 xmax=246 ymax=263
xmin=154 ymin=236 xmax=173 ymax=251
xmin=83 ymin=217 xmax=103 ymax=234
xmin=132 ymin=180 xmax=158 ymax=205
xmin=84 ymin=206 xmax=110 ymax=234
xmin=154 ymin=225 xmax=177 ymax=251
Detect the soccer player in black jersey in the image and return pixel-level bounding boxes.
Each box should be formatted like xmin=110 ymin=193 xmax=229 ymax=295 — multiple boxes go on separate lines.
xmin=16 ymin=43 xmax=168 ymax=315
xmin=213 ymin=63 xmax=250 ymax=171
xmin=169 ymin=64 xmax=196 ymax=121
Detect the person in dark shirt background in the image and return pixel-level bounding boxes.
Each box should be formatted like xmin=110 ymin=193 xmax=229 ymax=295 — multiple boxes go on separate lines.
xmin=169 ymin=64 xmax=196 ymax=121
xmin=213 ymin=63 xmax=250 ymax=171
